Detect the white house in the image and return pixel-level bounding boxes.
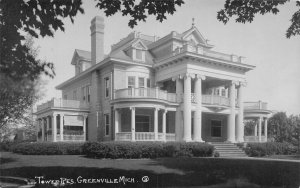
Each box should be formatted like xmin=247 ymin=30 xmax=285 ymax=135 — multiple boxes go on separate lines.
xmin=35 ymin=16 xmax=272 ymax=143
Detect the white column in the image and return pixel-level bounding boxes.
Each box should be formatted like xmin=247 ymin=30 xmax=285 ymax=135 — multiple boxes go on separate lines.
xmin=60 ymin=114 xmax=64 ymax=141
xmin=264 ymin=118 xmax=268 ymax=141
xmin=183 ymin=74 xmax=192 ymax=142
xmin=154 ymin=108 xmax=158 ymax=140
xmin=42 ymin=118 xmax=45 ymax=141
xmin=258 ymin=117 xmax=262 ymax=142
xmin=237 ymin=82 xmax=245 ymax=142
xmin=52 ymin=114 xmax=57 ymax=142
xmin=254 ymin=122 xmax=258 ymax=136
xmin=83 ymin=115 xmax=87 ymax=141
xmin=46 ymin=116 xmax=50 ymax=141
xmin=175 ymin=77 xmax=183 ymax=141
xmin=131 ymin=107 xmax=135 ymax=141
xmin=162 ymin=110 xmax=167 ymax=141
xmin=115 ymin=109 xmax=119 ymax=140
xmin=227 ymin=81 xmax=236 ymax=142
xmin=193 ymin=75 xmax=205 ymax=142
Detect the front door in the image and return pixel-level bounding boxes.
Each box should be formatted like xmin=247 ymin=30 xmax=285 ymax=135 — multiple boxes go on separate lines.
xmin=211 ymin=120 xmax=222 ymax=138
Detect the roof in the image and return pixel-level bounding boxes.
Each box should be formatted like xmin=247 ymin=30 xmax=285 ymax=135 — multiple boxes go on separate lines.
xmin=75 ymin=49 xmax=91 ymax=60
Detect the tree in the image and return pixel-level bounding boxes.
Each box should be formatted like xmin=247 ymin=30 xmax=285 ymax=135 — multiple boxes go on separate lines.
xmin=268 ymin=112 xmax=294 ymax=143
xmin=288 ymin=114 xmax=300 ymax=150
xmin=0 ymin=0 xmax=84 ymax=128
xmin=95 ymin=0 xmax=299 ymax=38
xmin=217 ymin=0 xmax=300 ymax=38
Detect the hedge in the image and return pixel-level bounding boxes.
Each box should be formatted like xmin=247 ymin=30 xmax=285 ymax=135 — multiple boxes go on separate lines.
xmin=11 ymin=142 xmax=84 ymax=155
xmin=245 ymin=142 xmax=297 ymax=157
xmin=83 ymin=141 xmax=214 ymax=159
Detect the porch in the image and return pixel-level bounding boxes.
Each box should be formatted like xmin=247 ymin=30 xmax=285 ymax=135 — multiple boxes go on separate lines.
xmin=114 ymin=107 xmax=176 ymax=142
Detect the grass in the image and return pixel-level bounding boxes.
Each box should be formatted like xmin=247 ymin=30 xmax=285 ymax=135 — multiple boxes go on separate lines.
xmin=1 ymin=152 xmax=300 ymax=187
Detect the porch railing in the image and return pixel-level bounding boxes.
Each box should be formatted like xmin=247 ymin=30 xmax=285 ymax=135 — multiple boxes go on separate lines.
xmin=115 ymin=132 xmax=176 ymax=141
xmin=54 ymin=134 xmax=85 ymax=142
xmin=244 ymin=136 xmax=267 ymax=142
xmin=244 ymin=101 xmax=268 ymax=110
xmin=114 ymin=88 xmax=177 ymax=103
xmin=37 ymin=98 xmax=89 ymax=112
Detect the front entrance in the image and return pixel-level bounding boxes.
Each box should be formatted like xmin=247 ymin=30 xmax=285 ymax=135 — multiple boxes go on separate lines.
xmin=136 ymin=115 xmax=150 ymax=132
xmin=211 ymin=120 xmax=222 ymax=138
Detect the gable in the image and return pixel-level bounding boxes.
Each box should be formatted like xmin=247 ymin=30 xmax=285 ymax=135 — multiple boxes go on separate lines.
xmin=132 ymin=40 xmax=147 ymax=50
xmin=183 ymin=29 xmax=206 ymax=45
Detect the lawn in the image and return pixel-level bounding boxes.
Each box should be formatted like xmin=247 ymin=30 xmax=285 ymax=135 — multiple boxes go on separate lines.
xmin=1 ymin=152 xmax=299 ymax=187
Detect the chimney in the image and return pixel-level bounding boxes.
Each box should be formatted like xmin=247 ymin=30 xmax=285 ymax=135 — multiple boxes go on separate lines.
xmin=90 ymin=16 xmax=105 ymax=65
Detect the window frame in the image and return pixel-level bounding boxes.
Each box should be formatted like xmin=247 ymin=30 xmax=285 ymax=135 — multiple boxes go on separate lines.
xmin=104 ymin=77 xmax=110 ymax=98
xmin=211 ymin=120 xmax=222 ymax=138
xmin=104 ymin=114 xmax=110 ymax=136
xmin=128 ymin=76 xmax=135 ymax=88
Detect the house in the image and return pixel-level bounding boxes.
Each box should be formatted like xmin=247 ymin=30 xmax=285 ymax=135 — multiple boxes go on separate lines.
xmin=35 ymin=16 xmax=272 ymax=143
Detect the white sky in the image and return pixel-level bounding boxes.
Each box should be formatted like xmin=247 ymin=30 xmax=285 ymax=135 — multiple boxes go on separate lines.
xmin=34 ymin=0 xmax=300 ymax=115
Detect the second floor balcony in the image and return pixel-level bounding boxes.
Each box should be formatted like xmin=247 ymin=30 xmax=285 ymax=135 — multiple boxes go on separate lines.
xmin=114 ymin=88 xmax=233 ymax=107
xmin=36 ymin=98 xmax=89 ymax=112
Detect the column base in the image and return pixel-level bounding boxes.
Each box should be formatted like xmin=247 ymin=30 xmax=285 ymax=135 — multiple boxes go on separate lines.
xmin=193 ymin=139 xmax=204 ymax=142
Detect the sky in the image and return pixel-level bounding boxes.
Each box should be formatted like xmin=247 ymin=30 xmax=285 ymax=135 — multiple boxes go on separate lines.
xmin=34 ymin=0 xmax=300 ymax=115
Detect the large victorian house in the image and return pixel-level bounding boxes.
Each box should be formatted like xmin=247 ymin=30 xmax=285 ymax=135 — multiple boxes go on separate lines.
xmin=35 ymin=16 xmax=271 ymax=143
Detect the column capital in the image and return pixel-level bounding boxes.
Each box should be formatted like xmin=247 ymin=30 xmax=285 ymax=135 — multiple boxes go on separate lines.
xmin=171 ymin=74 xmax=183 ymax=81
xmin=130 ymin=107 xmax=135 ymax=111
xmin=194 ymin=74 xmax=206 ymax=80
xmin=238 ymin=81 xmax=247 ymax=87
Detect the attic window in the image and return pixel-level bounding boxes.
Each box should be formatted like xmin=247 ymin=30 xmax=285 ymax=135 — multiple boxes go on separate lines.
xmin=136 ymin=49 xmax=143 ymax=60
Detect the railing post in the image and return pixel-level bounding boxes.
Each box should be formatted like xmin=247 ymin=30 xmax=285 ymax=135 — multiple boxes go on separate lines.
xmin=155 ymin=87 xmax=159 ymax=99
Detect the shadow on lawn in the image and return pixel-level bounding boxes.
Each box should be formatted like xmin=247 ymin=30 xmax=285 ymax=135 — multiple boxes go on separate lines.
xmin=0 ymin=157 xmax=17 ymax=164
xmin=0 ymin=157 xmax=299 ymax=188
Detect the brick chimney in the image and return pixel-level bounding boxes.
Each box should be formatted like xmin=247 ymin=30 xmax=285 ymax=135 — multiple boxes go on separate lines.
xmin=90 ymin=16 xmax=104 ymax=65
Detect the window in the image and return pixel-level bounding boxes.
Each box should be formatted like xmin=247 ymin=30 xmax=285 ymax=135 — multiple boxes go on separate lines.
xmin=221 ymin=89 xmax=226 ymax=97
xmin=128 ymin=76 xmax=135 ymax=88
xmin=138 ymin=77 xmax=145 ymax=88
xmin=73 ymin=90 xmax=77 ymax=100
xmin=135 ymin=115 xmax=150 ymax=132
xmin=104 ymin=77 xmax=110 ymax=98
xmin=81 ymin=87 xmax=86 ymax=101
xmin=214 ymin=88 xmax=220 ymax=96
xmin=211 ymin=120 xmax=222 ymax=137
xmin=86 ymin=86 xmax=90 ymax=102
xmin=104 ymin=114 xmax=110 ymax=136
xmin=136 ymin=49 xmax=143 ymax=60
xmin=147 ymin=78 xmax=150 ymax=88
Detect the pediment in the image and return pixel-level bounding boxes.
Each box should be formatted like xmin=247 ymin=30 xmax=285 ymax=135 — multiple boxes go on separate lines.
xmin=181 ymin=27 xmax=207 ymax=46
xmin=132 ymin=40 xmax=147 ymax=50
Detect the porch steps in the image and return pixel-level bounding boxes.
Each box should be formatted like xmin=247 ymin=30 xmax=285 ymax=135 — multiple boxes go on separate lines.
xmin=211 ymin=142 xmax=248 ymax=158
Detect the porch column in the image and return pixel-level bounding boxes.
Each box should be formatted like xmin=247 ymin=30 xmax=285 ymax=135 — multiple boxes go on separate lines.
xmin=183 ymin=73 xmax=192 ymax=142
xmin=254 ymin=121 xmax=258 ymax=136
xmin=52 ymin=114 xmax=57 ymax=142
xmin=258 ymin=117 xmax=262 ymax=142
xmin=154 ymin=108 xmax=159 ymax=140
xmin=162 ymin=110 xmax=167 ymax=141
xmin=227 ymin=81 xmax=236 ymax=143
xmin=46 ymin=116 xmax=50 ymax=141
xmin=237 ymin=82 xmax=245 ymax=142
xmin=174 ymin=76 xmax=183 ymax=141
xmin=193 ymin=74 xmax=205 ymax=142
xmin=60 ymin=114 xmax=64 ymax=141
xmin=131 ymin=107 xmax=135 ymax=141
xmin=115 ymin=109 xmax=120 ymax=140
xmin=42 ymin=118 xmax=45 ymax=141
xmin=83 ymin=115 xmax=87 ymax=141
xmin=264 ymin=118 xmax=268 ymax=141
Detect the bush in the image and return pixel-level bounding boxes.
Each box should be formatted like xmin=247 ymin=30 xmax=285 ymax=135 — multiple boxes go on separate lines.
xmin=11 ymin=142 xmax=84 ymax=155
xmin=0 ymin=141 xmax=14 ymax=151
xmin=245 ymin=142 xmax=297 ymax=157
xmin=83 ymin=141 xmax=214 ymax=159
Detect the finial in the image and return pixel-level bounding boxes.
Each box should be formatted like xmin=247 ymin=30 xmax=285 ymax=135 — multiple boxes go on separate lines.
xmin=192 ymin=18 xmax=195 ymax=27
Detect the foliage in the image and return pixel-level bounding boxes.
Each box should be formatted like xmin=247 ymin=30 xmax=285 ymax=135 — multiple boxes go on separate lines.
xmin=11 ymin=142 xmax=84 ymax=155
xmin=95 ymin=0 xmax=184 ymax=28
xmin=244 ymin=119 xmax=256 ymax=136
xmin=83 ymin=141 xmax=214 ymax=159
xmin=268 ymin=112 xmax=294 ymax=143
xmin=217 ymin=0 xmax=300 ymax=38
xmin=245 ymin=142 xmax=297 ymax=157
xmin=0 ymin=0 xmax=84 ymax=128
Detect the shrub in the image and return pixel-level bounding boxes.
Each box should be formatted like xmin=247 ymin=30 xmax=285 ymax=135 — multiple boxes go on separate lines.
xmin=245 ymin=142 xmax=297 ymax=157
xmin=11 ymin=142 xmax=84 ymax=155
xmin=0 ymin=141 xmax=14 ymax=151
xmin=83 ymin=141 xmax=214 ymax=159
